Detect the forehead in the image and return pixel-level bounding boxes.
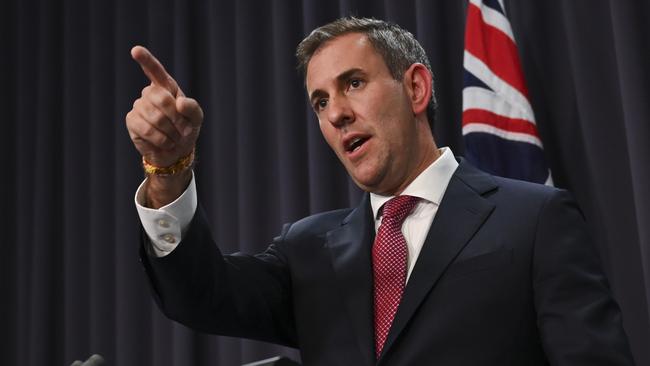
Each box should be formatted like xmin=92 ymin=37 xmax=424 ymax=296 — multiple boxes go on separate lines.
xmin=305 ymin=32 xmax=388 ymax=93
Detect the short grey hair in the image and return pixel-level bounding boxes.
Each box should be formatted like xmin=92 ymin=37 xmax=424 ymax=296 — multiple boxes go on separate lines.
xmin=296 ymin=17 xmax=437 ymax=129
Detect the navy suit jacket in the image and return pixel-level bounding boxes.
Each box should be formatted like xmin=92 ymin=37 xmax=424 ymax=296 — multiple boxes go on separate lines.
xmin=141 ymin=159 xmax=634 ymax=365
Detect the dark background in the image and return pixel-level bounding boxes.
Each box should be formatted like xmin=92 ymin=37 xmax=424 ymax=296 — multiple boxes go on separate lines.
xmin=2 ymin=0 xmax=649 ymax=365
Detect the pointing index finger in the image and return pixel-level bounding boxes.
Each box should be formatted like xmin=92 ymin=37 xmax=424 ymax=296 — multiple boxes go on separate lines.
xmin=131 ymin=45 xmax=179 ymax=96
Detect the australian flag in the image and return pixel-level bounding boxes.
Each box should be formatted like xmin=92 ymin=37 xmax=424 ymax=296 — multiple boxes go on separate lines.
xmin=462 ymin=0 xmax=553 ymax=185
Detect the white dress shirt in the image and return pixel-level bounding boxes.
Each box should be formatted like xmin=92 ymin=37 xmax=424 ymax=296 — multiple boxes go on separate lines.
xmin=369 ymin=147 xmax=458 ymax=281
xmin=135 ymin=148 xmax=459 ymax=266
xmin=135 ymin=172 xmax=197 ymax=257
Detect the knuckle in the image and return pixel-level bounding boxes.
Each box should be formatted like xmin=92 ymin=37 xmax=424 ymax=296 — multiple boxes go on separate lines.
xmin=148 ymin=89 xmax=174 ymax=110
xmin=142 ymin=124 xmax=157 ymax=138
xmin=146 ymin=107 xmax=163 ymax=124
xmin=160 ymin=94 xmax=176 ymax=110
xmin=132 ymin=97 xmax=143 ymax=110
xmin=128 ymin=130 xmax=139 ymax=141
xmin=141 ymin=85 xmax=152 ymax=96
xmin=125 ymin=111 xmax=139 ymax=128
xmin=154 ymin=134 xmax=171 ymax=147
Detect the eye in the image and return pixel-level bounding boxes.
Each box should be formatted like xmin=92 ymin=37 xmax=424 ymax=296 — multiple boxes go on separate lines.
xmin=349 ymin=79 xmax=362 ymax=89
xmin=314 ymin=98 xmax=328 ymax=111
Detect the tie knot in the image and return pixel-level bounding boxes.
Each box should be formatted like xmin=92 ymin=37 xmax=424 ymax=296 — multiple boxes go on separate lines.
xmin=381 ymin=195 xmax=419 ymax=225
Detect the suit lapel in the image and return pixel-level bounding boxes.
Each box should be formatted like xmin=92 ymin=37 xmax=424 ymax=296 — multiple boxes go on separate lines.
xmin=379 ymin=160 xmax=498 ymax=361
xmin=326 ymin=194 xmax=376 ymax=366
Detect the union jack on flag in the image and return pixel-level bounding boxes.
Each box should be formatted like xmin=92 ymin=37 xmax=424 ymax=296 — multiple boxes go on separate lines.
xmin=462 ymin=0 xmax=553 ymax=185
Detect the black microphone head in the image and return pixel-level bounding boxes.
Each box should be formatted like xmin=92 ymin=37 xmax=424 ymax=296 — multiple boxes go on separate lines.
xmin=83 ymin=354 xmax=106 ymax=366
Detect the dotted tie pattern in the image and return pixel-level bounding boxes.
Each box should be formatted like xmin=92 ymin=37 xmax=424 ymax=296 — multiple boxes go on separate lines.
xmin=372 ymin=195 xmax=420 ymax=359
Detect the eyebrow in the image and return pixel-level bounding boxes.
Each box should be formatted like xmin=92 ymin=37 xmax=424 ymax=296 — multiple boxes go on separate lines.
xmin=309 ymin=68 xmax=365 ymax=102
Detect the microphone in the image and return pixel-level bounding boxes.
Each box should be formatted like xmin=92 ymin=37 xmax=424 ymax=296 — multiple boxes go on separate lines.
xmin=242 ymin=356 xmax=301 ymax=366
xmin=69 ymin=354 xmax=106 ymax=366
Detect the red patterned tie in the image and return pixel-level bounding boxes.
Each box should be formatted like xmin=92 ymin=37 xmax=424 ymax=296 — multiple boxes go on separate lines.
xmin=372 ymin=195 xmax=419 ymax=359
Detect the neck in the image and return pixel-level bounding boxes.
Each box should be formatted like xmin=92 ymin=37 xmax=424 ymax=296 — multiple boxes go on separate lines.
xmin=384 ymin=138 xmax=440 ymax=196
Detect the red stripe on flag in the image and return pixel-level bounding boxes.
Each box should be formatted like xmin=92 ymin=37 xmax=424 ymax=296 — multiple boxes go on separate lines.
xmin=462 ymin=109 xmax=540 ymax=136
xmin=465 ymin=4 xmax=529 ymax=98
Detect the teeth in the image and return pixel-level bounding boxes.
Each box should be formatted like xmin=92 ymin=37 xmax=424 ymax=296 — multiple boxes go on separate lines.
xmin=347 ymin=137 xmax=364 ymax=152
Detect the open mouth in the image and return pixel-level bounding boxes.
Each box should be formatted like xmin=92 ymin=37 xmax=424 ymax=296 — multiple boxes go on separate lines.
xmin=344 ymin=136 xmax=370 ymax=153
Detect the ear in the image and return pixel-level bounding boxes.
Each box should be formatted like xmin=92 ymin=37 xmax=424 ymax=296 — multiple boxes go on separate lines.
xmin=403 ymin=63 xmax=432 ymax=117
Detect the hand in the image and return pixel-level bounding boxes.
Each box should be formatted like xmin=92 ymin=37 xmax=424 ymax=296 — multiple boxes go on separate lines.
xmin=126 ymin=46 xmax=203 ymax=208
xmin=126 ymin=45 xmax=203 ymax=168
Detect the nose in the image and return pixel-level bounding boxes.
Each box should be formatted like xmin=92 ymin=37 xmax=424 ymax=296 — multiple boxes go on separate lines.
xmin=326 ymin=95 xmax=354 ymax=128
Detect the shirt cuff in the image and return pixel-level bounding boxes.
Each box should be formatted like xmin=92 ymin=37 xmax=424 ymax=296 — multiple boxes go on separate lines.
xmin=134 ymin=171 xmax=198 ymax=257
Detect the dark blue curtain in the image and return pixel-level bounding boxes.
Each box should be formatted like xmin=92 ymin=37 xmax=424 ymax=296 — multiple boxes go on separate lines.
xmin=2 ymin=0 xmax=649 ymax=365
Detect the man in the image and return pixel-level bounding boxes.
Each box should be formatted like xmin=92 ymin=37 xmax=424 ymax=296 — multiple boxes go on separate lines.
xmin=126 ymin=17 xmax=634 ymax=365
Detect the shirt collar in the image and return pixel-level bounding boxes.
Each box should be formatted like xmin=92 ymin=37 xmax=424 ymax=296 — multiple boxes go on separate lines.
xmin=370 ymin=147 xmax=459 ymax=219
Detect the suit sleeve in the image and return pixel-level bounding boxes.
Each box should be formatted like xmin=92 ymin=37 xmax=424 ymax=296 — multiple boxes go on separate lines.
xmin=533 ymin=190 xmax=634 ymax=365
xmin=139 ymin=204 xmax=298 ymax=347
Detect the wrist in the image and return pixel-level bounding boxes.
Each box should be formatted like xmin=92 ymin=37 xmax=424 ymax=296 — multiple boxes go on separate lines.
xmin=144 ymin=169 xmax=193 ymax=209
xmin=143 ymin=148 xmax=195 ymax=176
xmin=141 ymin=149 xmax=195 ymax=209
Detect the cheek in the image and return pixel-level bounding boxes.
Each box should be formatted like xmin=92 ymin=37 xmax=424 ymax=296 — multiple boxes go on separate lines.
xmin=358 ymin=85 xmax=405 ymax=125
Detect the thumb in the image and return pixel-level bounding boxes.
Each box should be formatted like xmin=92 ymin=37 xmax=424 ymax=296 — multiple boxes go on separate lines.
xmin=176 ymin=96 xmax=204 ymax=127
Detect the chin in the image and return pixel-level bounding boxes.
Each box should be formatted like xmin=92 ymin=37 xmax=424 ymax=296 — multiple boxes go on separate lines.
xmin=349 ymin=169 xmax=385 ymax=193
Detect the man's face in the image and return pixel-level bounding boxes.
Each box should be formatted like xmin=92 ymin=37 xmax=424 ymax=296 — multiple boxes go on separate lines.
xmin=306 ymin=33 xmax=430 ymax=195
